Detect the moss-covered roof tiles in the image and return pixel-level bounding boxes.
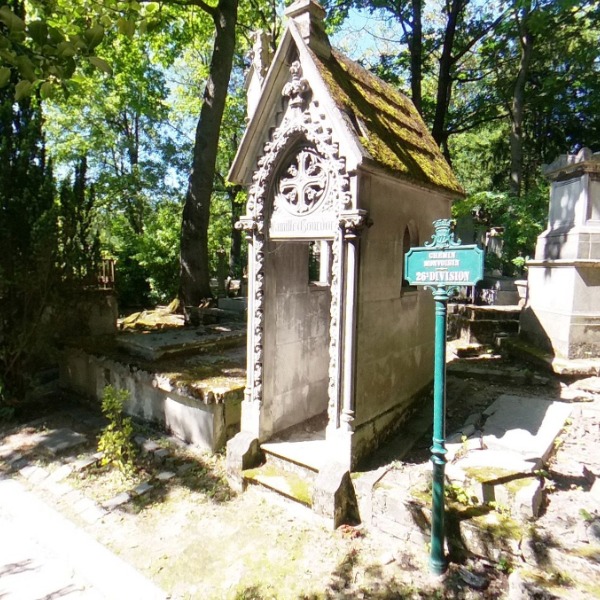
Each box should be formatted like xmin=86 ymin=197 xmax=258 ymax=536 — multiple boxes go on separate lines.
xmin=311 ymin=48 xmax=464 ymax=196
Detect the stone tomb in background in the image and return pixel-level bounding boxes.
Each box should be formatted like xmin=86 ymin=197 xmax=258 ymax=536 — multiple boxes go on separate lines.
xmin=521 ymin=148 xmax=600 ymax=359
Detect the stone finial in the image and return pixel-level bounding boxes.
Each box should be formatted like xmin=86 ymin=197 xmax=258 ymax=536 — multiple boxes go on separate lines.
xmin=285 ymin=0 xmax=331 ymax=58
xmin=250 ymin=29 xmax=273 ymax=83
xmin=245 ymin=29 xmax=274 ymax=119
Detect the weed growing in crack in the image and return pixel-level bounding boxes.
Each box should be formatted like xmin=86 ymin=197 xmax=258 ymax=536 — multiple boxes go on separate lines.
xmin=97 ymin=385 xmax=136 ymax=476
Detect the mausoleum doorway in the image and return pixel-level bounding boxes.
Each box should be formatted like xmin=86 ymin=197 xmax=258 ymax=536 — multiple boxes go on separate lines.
xmin=261 ymin=238 xmax=332 ymax=439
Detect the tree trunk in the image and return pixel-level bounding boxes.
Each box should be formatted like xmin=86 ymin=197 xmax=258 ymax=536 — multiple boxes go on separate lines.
xmin=432 ymin=0 xmax=463 ymax=147
xmin=179 ymin=0 xmax=238 ymax=307
xmin=509 ymin=2 xmax=533 ymax=198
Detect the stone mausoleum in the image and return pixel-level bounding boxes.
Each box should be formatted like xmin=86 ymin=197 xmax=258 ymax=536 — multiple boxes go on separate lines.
xmin=226 ymin=0 xmax=463 ymax=514
xmin=521 ymin=148 xmax=600 ymax=359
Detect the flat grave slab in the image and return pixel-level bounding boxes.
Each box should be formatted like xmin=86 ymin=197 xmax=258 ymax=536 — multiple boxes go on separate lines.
xmin=37 ymin=428 xmax=87 ymax=456
xmin=116 ymin=324 xmax=246 ymax=361
xmin=481 ymin=394 xmax=572 ymax=461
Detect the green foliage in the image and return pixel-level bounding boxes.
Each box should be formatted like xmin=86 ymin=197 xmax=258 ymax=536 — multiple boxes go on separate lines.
xmin=103 ymin=200 xmax=182 ymax=308
xmin=97 ymin=385 xmax=136 ymax=476
xmin=453 ymin=187 xmax=548 ymax=275
xmin=0 ymin=85 xmax=62 ymax=401
xmin=136 ymin=201 xmax=182 ymax=304
xmin=445 ymin=482 xmax=478 ymax=507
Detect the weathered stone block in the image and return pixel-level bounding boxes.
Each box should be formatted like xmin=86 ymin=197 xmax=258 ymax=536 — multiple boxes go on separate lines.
xmin=458 ymin=512 xmax=522 ymax=561
xmin=312 ymin=462 xmax=360 ymax=529
xmin=353 ymin=466 xmax=388 ymax=526
xmin=226 ymin=431 xmax=262 ymax=492
xmin=514 ymin=479 xmax=544 ymax=519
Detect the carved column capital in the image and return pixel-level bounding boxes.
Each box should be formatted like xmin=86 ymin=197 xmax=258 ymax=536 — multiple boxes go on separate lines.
xmin=339 ymin=209 xmax=369 ymax=239
xmin=235 ymin=216 xmax=262 ymax=240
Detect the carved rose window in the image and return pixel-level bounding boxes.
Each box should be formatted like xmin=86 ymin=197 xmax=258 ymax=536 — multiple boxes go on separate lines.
xmin=275 ymin=147 xmax=329 ymax=216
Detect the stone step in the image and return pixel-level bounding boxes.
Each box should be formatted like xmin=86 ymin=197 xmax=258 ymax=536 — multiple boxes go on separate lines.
xmin=450 ymin=304 xmax=521 ymax=322
xmin=243 ymin=462 xmax=314 ymax=507
xmin=260 ymin=444 xmax=320 ymax=482
xmin=455 ymin=318 xmax=519 ymax=345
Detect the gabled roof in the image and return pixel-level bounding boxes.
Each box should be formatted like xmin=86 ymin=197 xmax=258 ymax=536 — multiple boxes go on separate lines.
xmin=229 ymin=1 xmax=463 ymax=198
xmin=311 ymin=49 xmax=464 ymax=196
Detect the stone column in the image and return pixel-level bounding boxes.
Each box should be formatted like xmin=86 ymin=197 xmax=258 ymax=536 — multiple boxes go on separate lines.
xmin=235 ymin=217 xmax=261 ymax=436
xmin=327 ymin=210 xmax=368 ymax=468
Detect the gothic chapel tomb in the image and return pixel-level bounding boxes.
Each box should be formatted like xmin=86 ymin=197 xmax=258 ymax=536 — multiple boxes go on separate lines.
xmin=227 ymin=0 xmax=464 ymax=520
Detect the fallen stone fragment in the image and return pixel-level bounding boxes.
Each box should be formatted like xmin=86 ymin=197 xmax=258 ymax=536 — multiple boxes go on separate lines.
xmin=513 ymin=478 xmax=544 ymax=519
xmin=177 ymin=463 xmax=194 ymax=476
xmin=155 ymin=471 xmax=176 ymax=482
xmin=141 ymin=440 xmax=160 ymax=454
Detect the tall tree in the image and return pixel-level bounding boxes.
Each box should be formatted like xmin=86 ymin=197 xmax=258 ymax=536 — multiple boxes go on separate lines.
xmin=325 ymin=0 xmax=508 ymax=155
xmin=178 ymin=0 xmax=238 ymax=307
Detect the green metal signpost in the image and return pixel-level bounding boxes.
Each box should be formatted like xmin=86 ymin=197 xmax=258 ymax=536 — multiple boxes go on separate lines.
xmin=404 ymin=219 xmax=484 ymax=575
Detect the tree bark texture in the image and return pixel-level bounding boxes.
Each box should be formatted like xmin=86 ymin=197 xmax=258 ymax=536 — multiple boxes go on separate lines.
xmin=432 ymin=0 xmax=464 ymax=147
xmin=179 ymin=0 xmax=238 ymax=307
xmin=509 ymin=2 xmax=533 ymax=198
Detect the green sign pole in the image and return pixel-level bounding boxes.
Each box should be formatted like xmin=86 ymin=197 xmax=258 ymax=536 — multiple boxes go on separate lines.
xmin=430 ymin=285 xmax=449 ymax=575
xmin=404 ymin=219 xmax=484 ymax=575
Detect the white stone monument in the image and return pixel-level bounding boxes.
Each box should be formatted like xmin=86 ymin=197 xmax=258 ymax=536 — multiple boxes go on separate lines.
xmin=521 ymin=148 xmax=600 ymax=359
xmin=226 ymin=0 xmax=463 ymax=519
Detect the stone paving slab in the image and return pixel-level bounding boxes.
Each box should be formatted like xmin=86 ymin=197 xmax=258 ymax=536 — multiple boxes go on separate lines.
xmin=572 ymin=376 xmax=600 ymax=394
xmin=102 ymin=492 xmax=130 ymax=511
xmin=37 ymin=428 xmax=87 ymax=455
xmin=0 ymin=478 xmax=166 ymax=599
xmin=481 ymin=394 xmax=572 ymax=461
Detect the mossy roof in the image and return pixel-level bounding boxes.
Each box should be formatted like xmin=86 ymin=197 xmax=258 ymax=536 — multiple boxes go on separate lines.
xmin=311 ymin=48 xmax=464 ymax=196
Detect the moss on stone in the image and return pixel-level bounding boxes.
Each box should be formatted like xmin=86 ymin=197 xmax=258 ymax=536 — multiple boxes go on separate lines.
xmin=311 ymin=48 xmax=464 ymax=196
xmin=573 ymin=545 xmax=600 ymax=562
xmin=471 ymin=512 xmax=522 ymax=542
xmin=244 ymin=464 xmax=313 ymax=506
xmin=464 ymin=467 xmax=517 ymax=483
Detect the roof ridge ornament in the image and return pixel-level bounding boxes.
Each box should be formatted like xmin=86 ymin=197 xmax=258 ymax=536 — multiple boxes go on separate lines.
xmin=285 ymin=0 xmax=331 ymax=58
